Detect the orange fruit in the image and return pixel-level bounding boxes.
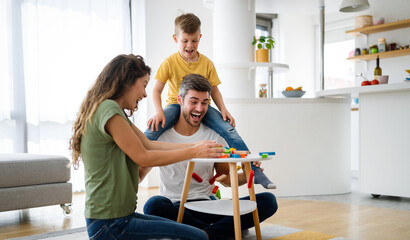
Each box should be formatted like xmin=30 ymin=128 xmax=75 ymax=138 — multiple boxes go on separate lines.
xmin=285 ymin=86 xmax=293 ymax=91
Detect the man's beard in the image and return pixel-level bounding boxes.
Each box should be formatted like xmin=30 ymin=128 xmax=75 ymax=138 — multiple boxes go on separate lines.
xmin=182 ymin=109 xmax=201 ymax=127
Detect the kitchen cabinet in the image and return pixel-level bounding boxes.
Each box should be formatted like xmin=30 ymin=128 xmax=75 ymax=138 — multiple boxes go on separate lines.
xmin=346 ymin=19 xmax=410 ymax=61
xmin=359 ymin=88 xmax=410 ymax=198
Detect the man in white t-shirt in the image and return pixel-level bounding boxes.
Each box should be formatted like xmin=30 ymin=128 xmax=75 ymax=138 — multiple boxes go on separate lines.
xmin=143 ymin=74 xmax=278 ymax=240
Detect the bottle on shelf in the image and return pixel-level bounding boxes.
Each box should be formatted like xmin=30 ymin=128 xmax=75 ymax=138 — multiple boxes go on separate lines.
xmin=378 ymin=38 xmax=386 ymax=52
xmin=374 ymin=55 xmax=382 ymax=80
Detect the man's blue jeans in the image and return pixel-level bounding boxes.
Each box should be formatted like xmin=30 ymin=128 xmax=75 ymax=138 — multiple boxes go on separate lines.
xmin=143 ymin=192 xmax=278 ymax=240
xmin=86 ymin=212 xmax=208 ymax=240
xmin=144 ymin=104 xmax=249 ymax=151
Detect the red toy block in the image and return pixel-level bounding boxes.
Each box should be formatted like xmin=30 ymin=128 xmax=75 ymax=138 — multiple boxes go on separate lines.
xmin=247 ymin=170 xmax=254 ymax=188
xmin=212 ymin=185 xmax=219 ymax=194
xmin=192 ymin=173 xmax=203 ymax=183
xmin=209 ymin=174 xmax=220 ymax=184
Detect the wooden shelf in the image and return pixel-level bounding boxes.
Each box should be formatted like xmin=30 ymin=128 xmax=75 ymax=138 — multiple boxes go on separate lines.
xmin=346 ymin=19 xmax=410 ymax=36
xmin=347 ymin=48 xmax=410 ymax=61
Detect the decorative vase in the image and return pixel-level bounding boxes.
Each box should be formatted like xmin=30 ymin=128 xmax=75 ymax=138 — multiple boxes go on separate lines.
xmin=256 ymin=49 xmax=269 ymax=62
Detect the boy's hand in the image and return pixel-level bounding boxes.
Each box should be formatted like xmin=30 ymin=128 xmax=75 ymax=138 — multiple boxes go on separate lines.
xmin=221 ymin=110 xmax=236 ymax=127
xmin=147 ymin=112 xmax=166 ymax=131
xmin=253 ymin=161 xmax=262 ymax=168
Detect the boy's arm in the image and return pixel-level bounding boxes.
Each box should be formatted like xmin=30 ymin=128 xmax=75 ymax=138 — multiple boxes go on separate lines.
xmin=147 ymin=80 xmax=166 ymax=131
xmin=211 ymin=85 xmax=235 ymax=127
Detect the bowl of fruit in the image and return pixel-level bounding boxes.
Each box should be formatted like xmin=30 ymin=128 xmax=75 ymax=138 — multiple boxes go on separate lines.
xmin=282 ymin=86 xmax=306 ymax=98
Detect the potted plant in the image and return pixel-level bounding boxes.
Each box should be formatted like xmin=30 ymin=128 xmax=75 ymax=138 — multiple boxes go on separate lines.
xmin=252 ymin=36 xmax=275 ymax=62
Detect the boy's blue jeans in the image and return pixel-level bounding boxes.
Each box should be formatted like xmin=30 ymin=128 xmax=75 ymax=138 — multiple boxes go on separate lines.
xmin=143 ymin=192 xmax=278 ymax=240
xmin=86 ymin=212 xmax=208 ymax=240
xmin=144 ymin=104 xmax=249 ymax=151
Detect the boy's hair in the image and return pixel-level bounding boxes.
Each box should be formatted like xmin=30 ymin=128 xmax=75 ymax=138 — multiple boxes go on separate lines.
xmin=175 ymin=13 xmax=201 ymax=35
xmin=179 ymin=74 xmax=211 ymax=100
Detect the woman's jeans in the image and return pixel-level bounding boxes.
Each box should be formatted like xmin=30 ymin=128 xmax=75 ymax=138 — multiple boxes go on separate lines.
xmin=144 ymin=104 xmax=249 ymax=151
xmin=143 ymin=192 xmax=278 ymax=240
xmin=86 ymin=212 xmax=208 ymax=240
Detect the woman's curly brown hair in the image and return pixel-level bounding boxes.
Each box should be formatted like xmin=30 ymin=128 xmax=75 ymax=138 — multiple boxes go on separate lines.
xmin=69 ymin=54 xmax=151 ymax=169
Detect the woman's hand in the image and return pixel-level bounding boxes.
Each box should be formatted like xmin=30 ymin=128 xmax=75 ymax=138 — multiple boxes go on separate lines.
xmin=147 ymin=112 xmax=166 ymax=131
xmin=221 ymin=110 xmax=235 ymax=127
xmin=192 ymin=140 xmax=224 ymax=158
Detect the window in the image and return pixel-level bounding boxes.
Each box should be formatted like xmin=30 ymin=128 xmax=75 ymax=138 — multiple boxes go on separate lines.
xmin=324 ymin=40 xmax=355 ymax=89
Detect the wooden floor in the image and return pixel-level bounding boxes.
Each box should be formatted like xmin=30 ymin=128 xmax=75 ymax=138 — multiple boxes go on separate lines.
xmin=1 ymin=188 xmax=409 ymax=240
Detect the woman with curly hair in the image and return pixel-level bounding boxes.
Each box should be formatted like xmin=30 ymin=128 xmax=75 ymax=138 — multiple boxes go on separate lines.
xmin=70 ymin=54 xmax=222 ymax=240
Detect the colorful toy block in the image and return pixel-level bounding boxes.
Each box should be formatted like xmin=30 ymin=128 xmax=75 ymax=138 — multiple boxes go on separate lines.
xmin=258 ymin=152 xmax=275 ymax=156
xmin=216 ymin=189 xmax=221 ymax=199
xmin=212 ymin=185 xmax=219 ymax=194
xmin=209 ymin=174 xmax=220 ymax=184
xmin=247 ymin=170 xmax=254 ymax=188
xmin=192 ymin=173 xmax=203 ymax=183
xmin=215 ymin=174 xmax=227 ymax=182
xmin=232 ymin=150 xmax=249 ymax=155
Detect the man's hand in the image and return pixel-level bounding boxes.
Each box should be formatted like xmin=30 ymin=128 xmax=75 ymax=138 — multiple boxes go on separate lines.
xmin=147 ymin=112 xmax=166 ymax=131
xmin=221 ymin=110 xmax=235 ymax=127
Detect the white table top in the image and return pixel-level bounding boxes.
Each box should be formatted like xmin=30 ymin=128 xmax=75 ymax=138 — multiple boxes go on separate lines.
xmin=184 ymin=200 xmax=257 ymax=216
xmin=190 ymin=153 xmax=273 ymax=163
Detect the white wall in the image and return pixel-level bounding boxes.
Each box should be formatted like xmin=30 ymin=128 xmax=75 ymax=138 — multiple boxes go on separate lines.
xmin=140 ymin=0 xmax=213 ymax=187
xmin=325 ymin=0 xmax=410 ymax=84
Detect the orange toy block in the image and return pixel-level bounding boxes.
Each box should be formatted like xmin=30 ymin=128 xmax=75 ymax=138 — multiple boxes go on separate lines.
xmin=232 ymin=150 xmax=249 ymax=155
xmin=212 ymin=185 xmax=219 ymax=194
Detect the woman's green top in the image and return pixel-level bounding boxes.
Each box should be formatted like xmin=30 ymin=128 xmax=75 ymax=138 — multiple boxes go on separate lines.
xmin=81 ymin=99 xmax=139 ymax=219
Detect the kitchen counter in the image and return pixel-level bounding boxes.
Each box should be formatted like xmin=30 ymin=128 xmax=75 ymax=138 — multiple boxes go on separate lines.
xmin=316 ymin=82 xmax=410 ymax=98
xmin=225 ymin=97 xmax=350 ymax=104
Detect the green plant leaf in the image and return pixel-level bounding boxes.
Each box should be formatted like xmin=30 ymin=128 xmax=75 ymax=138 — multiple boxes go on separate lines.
xmin=266 ymin=44 xmax=272 ymax=49
xmin=257 ymin=43 xmax=263 ymax=49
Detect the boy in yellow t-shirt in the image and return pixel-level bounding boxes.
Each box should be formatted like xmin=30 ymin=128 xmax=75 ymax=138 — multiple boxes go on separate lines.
xmin=145 ymin=13 xmax=275 ymax=189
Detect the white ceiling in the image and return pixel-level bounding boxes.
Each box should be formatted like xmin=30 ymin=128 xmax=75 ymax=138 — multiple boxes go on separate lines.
xmin=256 ymin=0 xmax=341 ymax=15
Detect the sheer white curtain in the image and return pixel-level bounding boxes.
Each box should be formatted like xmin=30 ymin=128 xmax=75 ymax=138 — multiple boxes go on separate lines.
xmin=0 ymin=0 xmax=16 ymax=153
xmin=2 ymin=0 xmax=132 ymax=191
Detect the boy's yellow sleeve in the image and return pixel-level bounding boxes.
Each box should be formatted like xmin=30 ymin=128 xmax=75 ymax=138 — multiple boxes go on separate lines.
xmin=207 ymin=61 xmax=221 ymax=87
xmin=155 ymin=59 xmax=170 ymax=84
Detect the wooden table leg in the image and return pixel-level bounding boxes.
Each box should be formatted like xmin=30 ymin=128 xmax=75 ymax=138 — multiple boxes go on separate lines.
xmin=243 ymin=162 xmax=262 ymax=240
xmin=229 ymin=162 xmax=242 ymax=240
xmin=177 ymin=162 xmax=195 ymax=223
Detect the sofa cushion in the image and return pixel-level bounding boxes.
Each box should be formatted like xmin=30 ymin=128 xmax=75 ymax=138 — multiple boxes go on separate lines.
xmin=0 ymin=153 xmax=71 ymax=188
xmin=0 ymin=182 xmax=72 ymax=211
